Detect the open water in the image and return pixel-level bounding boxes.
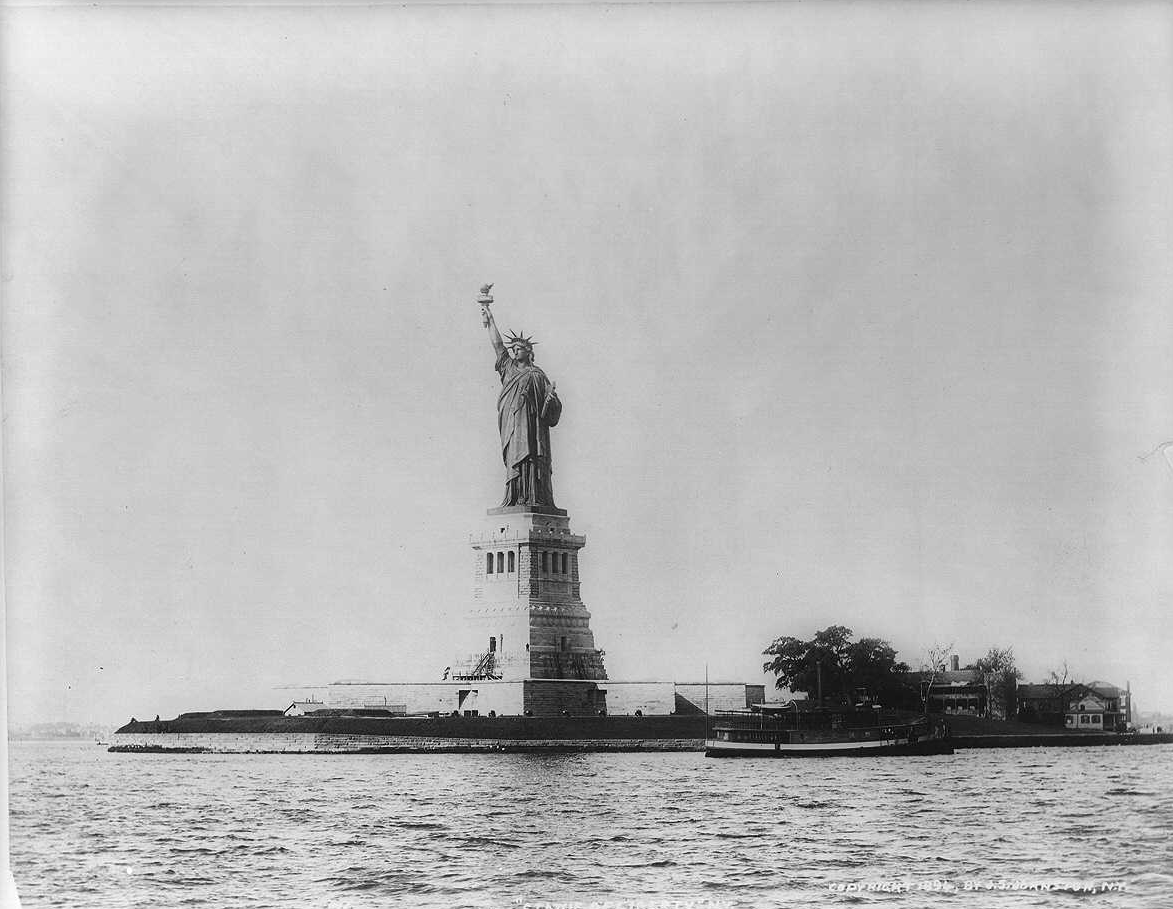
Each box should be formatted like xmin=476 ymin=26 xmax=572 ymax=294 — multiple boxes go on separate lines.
xmin=7 ymin=741 xmax=1173 ymax=908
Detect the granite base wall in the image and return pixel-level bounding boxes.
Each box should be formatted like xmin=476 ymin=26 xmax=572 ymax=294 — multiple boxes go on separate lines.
xmin=597 ymin=681 xmax=675 ymax=716
xmin=674 ymin=683 xmax=766 ymax=713
xmin=306 ymin=680 xmax=763 ymax=717
xmin=323 ymin=681 xmax=526 ymax=716
xmin=109 ymin=732 xmax=703 ymax=753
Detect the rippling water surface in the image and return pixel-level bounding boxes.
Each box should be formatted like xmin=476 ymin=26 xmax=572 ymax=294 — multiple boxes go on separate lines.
xmin=8 ymin=741 xmax=1173 ymax=907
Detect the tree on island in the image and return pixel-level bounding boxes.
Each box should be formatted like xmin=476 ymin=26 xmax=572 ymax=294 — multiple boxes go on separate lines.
xmin=914 ymin=641 xmax=955 ymax=712
xmin=762 ymin=625 xmax=913 ymax=707
xmin=1014 ymin=662 xmax=1091 ymax=725
xmin=1038 ymin=662 xmax=1092 ymax=724
xmin=972 ymin=646 xmax=1023 ymax=720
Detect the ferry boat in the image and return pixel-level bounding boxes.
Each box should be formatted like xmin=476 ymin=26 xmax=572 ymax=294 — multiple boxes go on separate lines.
xmin=705 ymin=701 xmax=953 ymax=758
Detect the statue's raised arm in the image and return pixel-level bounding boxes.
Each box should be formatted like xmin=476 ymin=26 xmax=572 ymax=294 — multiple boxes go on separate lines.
xmin=479 ymin=284 xmax=506 ymax=358
xmin=477 ymin=284 xmax=561 ymax=508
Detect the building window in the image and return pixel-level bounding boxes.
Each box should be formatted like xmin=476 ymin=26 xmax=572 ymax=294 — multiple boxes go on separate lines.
xmin=508 ymin=551 xmax=516 ymax=573
xmin=560 ymin=635 xmax=568 ymax=652
xmin=489 ymin=636 xmax=496 ymax=653
xmin=561 ymin=553 xmax=568 ymax=574
xmin=541 ymin=551 xmax=549 ymax=574
xmin=497 ymin=552 xmax=504 ymax=574
xmin=1080 ymin=715 xmax=1090 ymax=725
xmin=486 ymin=552 xmax=494 ymax=574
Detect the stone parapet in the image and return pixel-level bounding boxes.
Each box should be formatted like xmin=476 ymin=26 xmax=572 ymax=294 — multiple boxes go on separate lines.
xmin=109 ymin=732 xmax=704 ymax=753
xmin=471 ymin=529 xmax=585 ymax=547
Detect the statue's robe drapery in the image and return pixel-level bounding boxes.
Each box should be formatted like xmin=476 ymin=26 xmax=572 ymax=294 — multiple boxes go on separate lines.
xmin=495 ymin=349 xmax=561 ymax=506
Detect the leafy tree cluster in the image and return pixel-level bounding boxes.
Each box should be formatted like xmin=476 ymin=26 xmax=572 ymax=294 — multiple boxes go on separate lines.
xmin=761 ymin=625 xmax=912 ymax=707
xmin=762 ymin=627 xmax=1031 ymax=716
xmin=972 ymin=646 xmax=1024 ymax=719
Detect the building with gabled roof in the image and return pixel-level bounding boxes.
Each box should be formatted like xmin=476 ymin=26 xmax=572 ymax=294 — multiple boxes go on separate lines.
xmin=1017 ymin=681 xmax=1131 ymax=731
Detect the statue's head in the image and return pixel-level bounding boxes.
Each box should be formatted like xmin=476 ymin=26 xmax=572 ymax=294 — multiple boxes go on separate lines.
xmin=505 ymin=331 xmax=536 ymax=363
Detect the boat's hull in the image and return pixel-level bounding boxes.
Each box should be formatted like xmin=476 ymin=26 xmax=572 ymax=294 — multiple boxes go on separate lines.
xmin=705 ymin=737 xmax=954 ymax=758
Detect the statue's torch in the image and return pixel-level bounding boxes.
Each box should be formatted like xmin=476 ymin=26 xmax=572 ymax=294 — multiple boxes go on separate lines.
xmin=478 ymin=283 xmax=494 ymax=327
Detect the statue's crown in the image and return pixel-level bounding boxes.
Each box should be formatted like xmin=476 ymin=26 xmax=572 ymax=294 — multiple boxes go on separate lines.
xmin=505 ymin=330 xmax=537 ymax=349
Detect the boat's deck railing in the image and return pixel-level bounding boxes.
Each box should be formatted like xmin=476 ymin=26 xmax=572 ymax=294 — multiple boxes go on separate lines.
xmin=712 ymin=711 xmax=925 ymax=728
xmin=709 ymin=712 xmax=950 ymax=744
xmin=710 ymin=722 xmax=927 ymax=744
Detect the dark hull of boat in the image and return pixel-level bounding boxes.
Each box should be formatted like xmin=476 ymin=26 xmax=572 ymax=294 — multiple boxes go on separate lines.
xmin=705 ymin=738 xmax=954 ymax=758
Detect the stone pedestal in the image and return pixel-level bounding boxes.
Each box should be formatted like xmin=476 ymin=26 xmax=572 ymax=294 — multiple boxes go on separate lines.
xmin=453 ymin=505 xmax=607 ymax=686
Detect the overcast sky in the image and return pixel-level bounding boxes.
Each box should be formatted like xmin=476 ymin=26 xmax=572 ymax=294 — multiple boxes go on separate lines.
xmin=4 ymin=2 xmax=1172 ymax=725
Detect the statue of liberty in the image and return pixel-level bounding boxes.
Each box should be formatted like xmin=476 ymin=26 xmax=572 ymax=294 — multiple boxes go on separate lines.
xmin=478 ymin=285 xmax=562 ymax=507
